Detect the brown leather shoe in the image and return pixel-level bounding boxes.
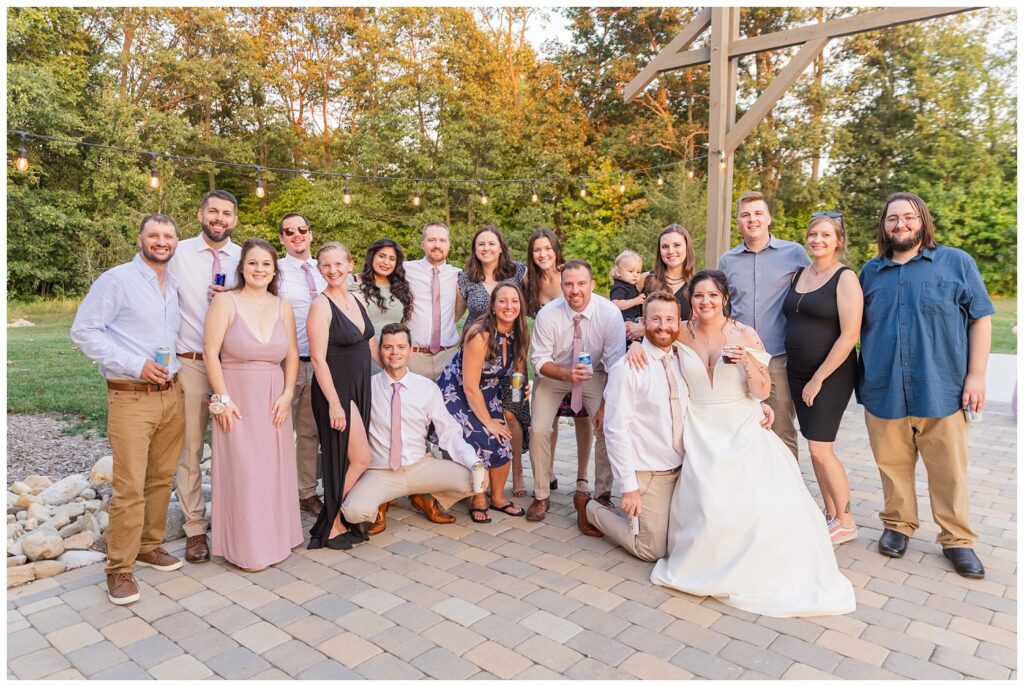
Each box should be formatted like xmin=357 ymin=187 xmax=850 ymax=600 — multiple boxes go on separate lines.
xmin=409 ymin=494 xmax=456 ymax=524
xmin=526 ymin=497 xmax=549 ymax=522
xmin=595 ymin=492 xmax=614 ymax=509
xmin=107 ymin=572 xmax=141 ymax=605
xmin=367 ymin=502 xmax=389 ymax=536
xmin=573 ymin=491 xmax=604 ymax=537
xmin=136 ymin=547 xmax=184 ymax=571
xmin=185 ymin=534 xmax=210 ymax=563
xmin=299 ymin=495 xmax=323 ymax=517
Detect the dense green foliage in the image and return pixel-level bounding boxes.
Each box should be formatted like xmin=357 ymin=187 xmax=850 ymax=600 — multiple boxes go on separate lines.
xmin=7 ymin=7 xmax=1017 ymax=295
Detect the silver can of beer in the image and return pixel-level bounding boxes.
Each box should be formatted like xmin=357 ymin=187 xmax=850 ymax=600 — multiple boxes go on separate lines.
xmin=630 ymin=516 xmax=640 ymax=535
xmin=964 ymin=405 xmax=983 ymax=423
xmin=471 ymin=461 xmax=485 ymax=493
xmin=510 ymin=373 xmax=525 ymax=403
xmin=577 ymin=351 xmax=593 ymax=374
xmin=154 ymin=347 xmax=171 ymax=368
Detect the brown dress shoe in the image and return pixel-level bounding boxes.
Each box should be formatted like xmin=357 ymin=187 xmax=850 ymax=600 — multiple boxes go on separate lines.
xmin=573 ymin=491 xmax=604 ymax=537
xmin=595 ymin=492 xmax=614 ymax=509
xmin=136 ymin=547 xmax=184 ymax=571
xmin=185 ymin=534 xmax=210 ymax=563
xmin=107 ymin=572 xmax=141 ymax=605
xmin=367 ymin=502 xmax=389 ymax=536
xmin=409 ymin=494 xmax=456 ymax=524
xmin=526 ymin=498 xmax=549 ymax=522
xmin=299 ymin=495 xmax=323 ymax=517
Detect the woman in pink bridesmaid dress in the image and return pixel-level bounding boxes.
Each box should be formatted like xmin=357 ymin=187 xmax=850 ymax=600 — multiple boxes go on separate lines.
xmin=204 ymin=238 xmax=303 ymax=571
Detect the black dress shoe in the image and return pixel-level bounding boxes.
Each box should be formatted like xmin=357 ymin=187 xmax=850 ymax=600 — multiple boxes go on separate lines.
xmin=325 ymin=531 xmax=354 ymax=550
xmin=943 ymin=547 xmax=985 ymax=579
xmin=878 ymin=528 xmax=908 ymax=558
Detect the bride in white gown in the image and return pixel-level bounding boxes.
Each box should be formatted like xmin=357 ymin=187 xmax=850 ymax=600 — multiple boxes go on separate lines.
xmin=641 ymin=270 xmax=855 ymax=618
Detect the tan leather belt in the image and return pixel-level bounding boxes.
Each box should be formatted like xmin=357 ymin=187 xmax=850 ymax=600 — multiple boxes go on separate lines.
xmin=177 ymin=351 xmax=204 ymax=360
xmin=411 ymin=346 xmax=453 ymax=354
xmin=106 ymin=374 xmax=179 ymax=393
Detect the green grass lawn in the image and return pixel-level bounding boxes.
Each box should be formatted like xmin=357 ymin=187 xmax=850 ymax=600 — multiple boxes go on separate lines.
xmin=990 ymin=296 xmax=1017 ymax=354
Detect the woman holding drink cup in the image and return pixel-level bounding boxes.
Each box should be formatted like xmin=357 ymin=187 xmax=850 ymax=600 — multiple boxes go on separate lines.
xmin=435 ymin=282 xmax=530 ymax=522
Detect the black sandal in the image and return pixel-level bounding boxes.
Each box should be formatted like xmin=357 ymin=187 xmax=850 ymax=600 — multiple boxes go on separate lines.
xmin=490 ymin=501 xmax=526 ymax=517
xmin=469 ymin=508 xmax=492 ymax=524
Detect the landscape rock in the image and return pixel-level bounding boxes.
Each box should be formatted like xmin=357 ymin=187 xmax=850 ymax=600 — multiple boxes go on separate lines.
xmin=23 ymin=518 xmax=38 ymax=532
xmin=16 ymin=494 xmax=42 ymax=509
xmin=23 ymin=475 xmax=53 ymax=493
xmin=57 ymin=550 xmax=106 ymax=570
xmin=63 ymin=531 xmax=98 ymax=550
xmin=10 ymin=481 xmax=32 ymax=496
xmin=59 ymin=521 xmax=83 ymax=538
xmin=88 ymin=456 xmax=113 ymax=485
xmin=7 ymin=492 xmax=19 ymax=508
xmin=8 ymin=540 xmax=24 ymax=557
xmin=20 ymin=527 xmax=65 ymax=561
xmin=7 ymin=563 xmax=36 ymax=588
xmin=84 ymin=500 xmax=102 ymax=513
xmin=8 ymin=523 xmax=21 ymax=539
xmin=164 ymin=502 xmax=186 ymax=541
xmin=39 ymin=474 xmax=90 ymax=506
xmin=33 ymin=560 xmax=67 ymax=579
xmin=7 ymin=555 xmax=27 ymax=567
xmin=79 ymin=513 xmax=102 ymax=537
xmin=7 ymin=318 xmax=35 ymax=328
xmin=15 ymin=511 xmax=27 ymax=522
xmin=42 ymin=514 xmax=71 ymax=531
xmin=203 ymin=444 xmax=212 ymax=459
xmin=6 ymin=514 xmax=14 ymax=524
xmin=56 ymin=502 xmax=86 ymax=520
xmin=80 ymin=488 xmax=96 ymax=500
xmin=96 ymin=511 xmax=109 ymax=531
xmin=26 ymin=502 xmax=51 ymax=522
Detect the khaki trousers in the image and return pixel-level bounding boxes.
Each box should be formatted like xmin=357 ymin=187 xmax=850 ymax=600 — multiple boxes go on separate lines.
xmin=865 ymin=409 xmax=976 ymax=547
xmin=528 ymin=374 xmax=612 ymax=500
xmin=408 ymin=347 xmax=459 ymax=382
xmin=106 ymin=385 xmax=185 ymax=573
xmin=767 ymin=354 xmax=799 ymax=459
xmin=341 ymin=458 xmax=475 ymax=523
xmin=291 ymin=360 xmax=320 ymax=499
xmin=586 ymin=468 xmax=678 ymax=562
xmin=174 ymin=357 xmax=211 ymax=537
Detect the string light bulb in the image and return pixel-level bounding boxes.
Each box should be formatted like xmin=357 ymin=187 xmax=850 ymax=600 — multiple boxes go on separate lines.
xmin=579 ymin=179 xmax=587 ymax=198
xmin=531 ymin=185 xmax=539 ymax=203
xmin=255 ymin=176 xmax=265 ymax=199
xmin=412 ymin=181 xmax=421 ymax=207
xmin=687 ymin=166 xmax=694 ymax=179
xmin=719 ymin=150 xmax=727 ymax=170
xmin=619 ymin=176 xmax=626 ymax=194
xmin=479 ymin=185 xmax=488 ymax=205
xmin=342 ymin=176 xmax=352 ymax=204
xmin=15 ymin=147 xmax=28 ymax=172
xmin=656 ymin=174 xmax=664 ymax=186
xmin=148 ymin=158 xmax=160 ymax=189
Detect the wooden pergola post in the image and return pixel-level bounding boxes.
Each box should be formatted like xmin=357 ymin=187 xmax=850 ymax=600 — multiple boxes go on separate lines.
xmin=624 ymin=7 xmax=977 ymax=268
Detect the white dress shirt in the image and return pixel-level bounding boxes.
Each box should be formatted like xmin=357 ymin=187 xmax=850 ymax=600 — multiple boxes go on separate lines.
xmin=602 ymin=339 xmax=688 ymax=492
xmin=71 ymin=254 xmax=181 ymax=381
xmin=368 ymin=369 xmax=477 ymax=469
xmin=168 ymin=235 xmax=241 ymax=353
xmin=404 ymin=259 xmax=461 ymax=348
xmin=277 ymin=254 xmax=326 ymax=356
xmin=531 ymin=294 xmax=627 ymax=374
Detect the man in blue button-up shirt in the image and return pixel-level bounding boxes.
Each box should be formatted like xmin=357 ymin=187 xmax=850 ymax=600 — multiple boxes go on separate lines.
xmin=720 ymin=191 xmax=810 ymax=458
xmin=71 ymin=214 xmax=187 ymax=605
xmin=858 ymin=192 xmax=993 ymax=579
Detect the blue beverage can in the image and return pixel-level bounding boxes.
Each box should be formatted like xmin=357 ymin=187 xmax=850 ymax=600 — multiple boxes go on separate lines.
xmin=213 ymin=273 xmax=227 ymax=287
xmin=577 ymin=351 xmax=593 ymax=374
xmin=154 ymin=347 xmax=170 ymax=368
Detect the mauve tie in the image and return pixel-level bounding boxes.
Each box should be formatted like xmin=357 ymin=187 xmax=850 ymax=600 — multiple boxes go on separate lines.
xmin=661 ymin=350 xmax=685 ymax=456
xmin=570 ymin=314 xmax=584 ymax=413
xmin=301 ymin=262 xmax=319 ymax=300
xmin=429 ymin=267 xmax=442 ymax=354
xmin=389 ymin=382 xmax=403 ymax=470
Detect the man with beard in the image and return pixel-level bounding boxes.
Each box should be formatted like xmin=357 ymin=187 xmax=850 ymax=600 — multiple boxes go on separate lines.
xmin=169 ymin=190 xmax=242 ymax=563
xmin=72 ymin=215 xmax=186 ymax=604
xmin=276 ymin=213 xmax=327 ymax=518
xmin=859 ymin=192 xmax=993 ymax=578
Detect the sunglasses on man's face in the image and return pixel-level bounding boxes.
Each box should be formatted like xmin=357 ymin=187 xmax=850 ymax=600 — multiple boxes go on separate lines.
xmin=282 ymin=226 xmax=310 ymax=237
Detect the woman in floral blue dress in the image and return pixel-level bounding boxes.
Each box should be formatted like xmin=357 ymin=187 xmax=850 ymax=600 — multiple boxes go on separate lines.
xmin=437 ymin=282 xmax=529 ymax=523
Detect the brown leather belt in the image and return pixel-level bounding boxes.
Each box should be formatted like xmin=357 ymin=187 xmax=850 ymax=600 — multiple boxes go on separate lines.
xmin=410 ymin=346 xmax=453 ymax=354
xmin=107 ymin=374 xmax=179 ymax=393
xmin=178 ymin=351 xmax=204 ymax=360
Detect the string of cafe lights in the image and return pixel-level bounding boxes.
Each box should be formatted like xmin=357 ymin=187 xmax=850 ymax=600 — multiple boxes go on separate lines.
xmin=9 ymin=130 xmax=724 ymax=205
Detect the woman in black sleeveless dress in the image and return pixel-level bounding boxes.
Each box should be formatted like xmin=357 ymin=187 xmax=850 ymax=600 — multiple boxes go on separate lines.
xmin=307 ymin=243 xmax=375 ymax=550
xmin=782 ymin=213 xmax=862 ymax=547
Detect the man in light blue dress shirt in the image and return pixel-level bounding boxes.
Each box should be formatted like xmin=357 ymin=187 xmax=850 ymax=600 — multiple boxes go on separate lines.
xmin=719 ymin=191 xmax=810 ymax=458
xmin=71 ymin=214 xmax=186 ymax=606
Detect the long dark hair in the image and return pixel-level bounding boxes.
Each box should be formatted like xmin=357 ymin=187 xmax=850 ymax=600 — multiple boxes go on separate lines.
xmin=644 ymin=224 xmax=696 ymax=294
xmin=461 ymin=281 xmax=529 ymax=370
xmin=358 ymin=238 xmax=414 ymax=323
xmin=234 ymin=238 xmax=280 ymax=296
xmin=464 ymin=225 xmax=517 ymax=284
xmin=875 ymin=191 xmax=938 ymax=259
xmin=685 ymin=269 xmax=731 ymax=319
xmin=523 ymin=227 xmax=564 ymax=317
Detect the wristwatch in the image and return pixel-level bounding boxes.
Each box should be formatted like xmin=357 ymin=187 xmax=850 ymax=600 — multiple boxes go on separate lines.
xmin=209 ymin=394 xmax=232 ymax=415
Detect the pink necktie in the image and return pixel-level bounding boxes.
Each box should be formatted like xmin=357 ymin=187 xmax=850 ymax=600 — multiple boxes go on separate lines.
xmin=389 ymin=382 xmax=403 ymax=470
xmin=429 ymin=267 xmax=442 ymax=354
xmin=209 ymin=248 xmax=223 ymax=282
xmin=301 ymin=262 xmax=318 ymax=300
xmin=662 ymin=351 xmax=685 ymax=455
xmin=570 ymin=314 xmax=584 ymax=413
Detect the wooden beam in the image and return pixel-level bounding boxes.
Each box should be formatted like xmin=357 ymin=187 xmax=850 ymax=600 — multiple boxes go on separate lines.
xmin=725 ymin=37 xmax=829 ymax=153
xmin=623 ymin=8 xmax=711 ymax=102
xmin=652 ymin=7 xmax=976 ymax=73
xmin=705 ymin=7 xmax=732 ymax=268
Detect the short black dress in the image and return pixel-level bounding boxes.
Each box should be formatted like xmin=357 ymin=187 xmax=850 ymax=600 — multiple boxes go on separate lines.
xmin=782 ymin=267 xmax=857 ymax=442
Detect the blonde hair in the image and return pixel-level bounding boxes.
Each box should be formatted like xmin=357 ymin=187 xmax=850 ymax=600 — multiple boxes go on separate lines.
xmin=315 ymin=241 xmax=351 ymax=264
xmin=610 ymin=250 xmax=642 ymax=280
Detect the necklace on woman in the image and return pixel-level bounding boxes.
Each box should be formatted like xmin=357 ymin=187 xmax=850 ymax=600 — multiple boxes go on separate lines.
xmin=665 ymin=274 xmax=685 ymax=285
xmin=809 ymin=260 xmax=839 ymax=277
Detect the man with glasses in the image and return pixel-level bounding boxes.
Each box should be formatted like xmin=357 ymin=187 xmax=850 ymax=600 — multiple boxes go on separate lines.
xmin=719 ymin=191 xmax=810 ymax=458
xmin=858 ymin=192 xmax=993 ymax=578
xmin=278 ymin=213 xmax=327 ymax=518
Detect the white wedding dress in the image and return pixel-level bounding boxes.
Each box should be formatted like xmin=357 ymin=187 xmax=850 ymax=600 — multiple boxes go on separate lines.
xmin=650 ymin=345 xmax=856 ymax=617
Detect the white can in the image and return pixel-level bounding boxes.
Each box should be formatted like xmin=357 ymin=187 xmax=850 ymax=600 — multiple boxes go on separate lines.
xmin=577 ymin=351 xmax=593 ymax=374
xmin=630 ymin=516 xmax=640 ymax=535
xmin=471 ymin=461 xmax=485 ymax=493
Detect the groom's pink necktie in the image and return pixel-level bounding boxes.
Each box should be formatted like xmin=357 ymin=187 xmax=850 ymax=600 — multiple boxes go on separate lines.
xmin=570 ymin=314 xmax=585 ymax=413
xmin=662 ymin=350 xmax=684 ymax=455
xmin=301 ymin=262 xmax=319 ymax=300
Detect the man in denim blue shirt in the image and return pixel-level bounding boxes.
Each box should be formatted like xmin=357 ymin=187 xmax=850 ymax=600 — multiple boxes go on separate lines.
xmin=720 ymin=191 xmax=810 ymax=458
xmin=858 ymin=192 xmax=993 ymax=578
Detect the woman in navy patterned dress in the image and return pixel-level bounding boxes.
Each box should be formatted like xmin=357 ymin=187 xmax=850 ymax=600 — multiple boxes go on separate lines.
xmin=437 ymin=282 xmax=529 ymax=523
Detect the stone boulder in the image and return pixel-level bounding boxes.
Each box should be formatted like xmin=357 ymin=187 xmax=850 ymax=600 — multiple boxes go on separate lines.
xmin=57 ymin=550 xmax=106 ymax=570
xmin=20 ymin=527 xmax=65 ymax=561
xmin=7 ymin=563 xmax=36 ymax=588
xmin=7 ymin=555 xmax=27 ymax=567
xmin=33 ymin=560 xmax=67 ymax=579
xmin=23 ymin=475 xmax=53 ymax=493
xmin=16 ymin=494 xmax=42 ymax=509
xmin=164 ymin=501 xmax=186 ymax=541
xmin=63 ymin=531 xmax=98 ymax=551
xmin=39 ymin=475 xmax=90 ymax=506
xmin=26 ymin=503 xmax=51 ymax=522
xmin=58 ymin=521 xmax=82 ymax=538
xmin=10 ymin=481 xmax=32 ymax=495
xmin=88 ymin=456 xmax=114 ymax=486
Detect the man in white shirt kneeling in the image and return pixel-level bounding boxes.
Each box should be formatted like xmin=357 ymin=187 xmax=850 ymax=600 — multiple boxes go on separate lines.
xmin=341 ymin=323 xmax=487 ymax=538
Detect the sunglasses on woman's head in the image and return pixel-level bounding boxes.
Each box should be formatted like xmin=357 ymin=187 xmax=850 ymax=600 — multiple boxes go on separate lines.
xmin=811 ymin=210 xmax=843 ymax=219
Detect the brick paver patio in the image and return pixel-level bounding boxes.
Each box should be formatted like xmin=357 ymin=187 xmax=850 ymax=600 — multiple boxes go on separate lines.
xmin=7 ymin=401 xmax=1017 ymax=679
